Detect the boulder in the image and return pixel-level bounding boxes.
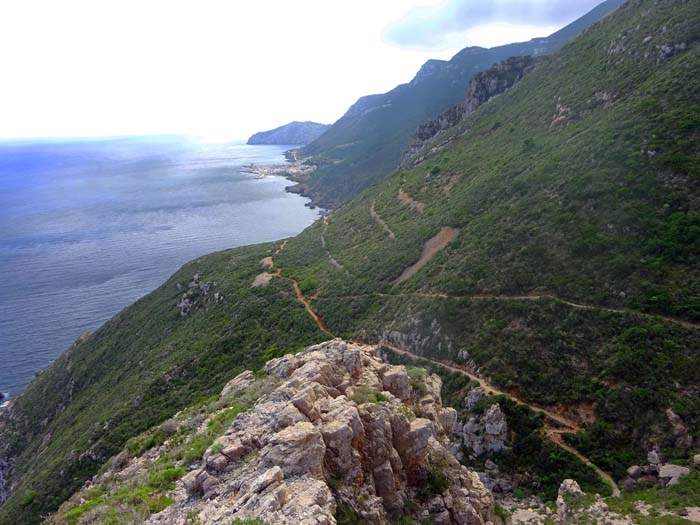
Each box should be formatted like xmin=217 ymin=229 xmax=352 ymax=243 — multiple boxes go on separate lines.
xmin=659 ymin=464 xmax=690 ymax=486
xmin=382 ymin=365 xmax=412 ymax=401
xmin=262 ymin=422 xmax=326 ymax=478
xmin=465 ymin=387 xmax=485 ymax=410
xmin=647 ymin=450 xmax=662 ymax=466
xmin=556 ymin=479 xmax=585 ymax=523
xmin=458 ymin=403 xmax=508 ymax=456
xmin=250 ymin=466 xmax=284 ymax=494
xmin=627 ymin=465 xmax=642 ymax=479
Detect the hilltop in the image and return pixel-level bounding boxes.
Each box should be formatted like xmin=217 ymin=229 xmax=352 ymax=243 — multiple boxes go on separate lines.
xmin=1 ymin=0 xmax=699 ymax=523
xmin=247 ymin=121 xmax=330 ymax=146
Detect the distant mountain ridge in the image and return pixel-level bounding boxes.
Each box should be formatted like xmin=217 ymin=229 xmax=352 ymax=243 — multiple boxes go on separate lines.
xmin=289 ymin=0 xmax=626 ymax=208
xmin=247 ymin=121 xmax=330 ymax=146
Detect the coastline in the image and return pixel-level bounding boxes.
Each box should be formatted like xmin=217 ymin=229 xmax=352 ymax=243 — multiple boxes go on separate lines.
xmin=241 ymin=154 xmax=325 ymax=210
xmin=0 ymin=392 xmax=10 ymax=411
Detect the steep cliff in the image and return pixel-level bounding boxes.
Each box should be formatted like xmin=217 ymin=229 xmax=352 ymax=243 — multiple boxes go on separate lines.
xmin=403 ymin=56 xmax=539 ymax=163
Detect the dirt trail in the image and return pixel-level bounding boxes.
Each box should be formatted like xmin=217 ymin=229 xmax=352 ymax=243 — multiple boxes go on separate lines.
xmin=320 ymin=217 xmax=345 ymax=270
xmin=321 ymin=291 xmax=699 ymax=331
xmin=380 ymin=343 xmax=621 ymax=496
xmin=398 ymin=189 xmax=427 ymax=213
xmin=370 ymin=201 xmax=396 ymax=239
xmin=266 ymin=239 xmax=331 ymax=335
xmin=393 ymin=227 xmax=459 ymax=285
xmin=381 ymin=343 xmax=578 ymax=431
xmin=273 ymin=240 xmax=288 ymax=256
xmin=293 ymin=279 xmax=333 ymax=335
xmin=546 ymin=428 xmax=621 ymax=497
xmin=265 ymin=237 xmax=645 ymax=496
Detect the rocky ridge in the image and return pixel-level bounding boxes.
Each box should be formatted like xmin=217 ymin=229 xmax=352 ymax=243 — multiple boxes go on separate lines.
xmin=53 ymin=340 xmax=496 ymax=524
xmin=403 ymin=56 xmax=538 ymax=164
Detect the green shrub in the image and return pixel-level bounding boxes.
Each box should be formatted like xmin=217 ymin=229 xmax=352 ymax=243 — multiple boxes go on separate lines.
xmin=147 ymin=465 xmax=186 ymax=490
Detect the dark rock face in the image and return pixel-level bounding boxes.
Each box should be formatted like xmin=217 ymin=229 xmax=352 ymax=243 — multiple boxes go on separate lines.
xmin=247 ymin=121 xmax=330 ymax=146
xmin=463 ymin=56 xmax=538 ymax=114
xmin=404 ymin=56 xmax=538 ymax=162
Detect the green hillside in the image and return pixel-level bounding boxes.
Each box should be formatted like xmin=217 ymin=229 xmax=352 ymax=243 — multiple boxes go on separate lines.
xmin=1 ymin=0 xmax=699 ymax=523
xmin=291 ymin=0 xmax=625 ymax=208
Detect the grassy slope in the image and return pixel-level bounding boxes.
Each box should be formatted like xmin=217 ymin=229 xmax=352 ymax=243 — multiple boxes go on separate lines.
xmin=278 ymin=0 xmax=700 ymax=476
xmin=293 ymin=0 xmax=625 ymax=208
xmin=1 ymin=0 xmax=698 ymax=522
xmin=0 ymin=244 xmax=328 ymax=524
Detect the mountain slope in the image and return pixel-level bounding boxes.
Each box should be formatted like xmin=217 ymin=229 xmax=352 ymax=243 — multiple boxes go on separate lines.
xmin=289 ymin=0 xmax=625 ymax=208
xmin=247 ymin=121 xmax=330 ymax=145
xmin=1 ymin=0 xmax=699 ymax=523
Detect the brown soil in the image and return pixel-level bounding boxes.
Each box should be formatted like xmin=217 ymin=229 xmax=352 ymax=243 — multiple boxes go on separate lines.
xmin=393 ymin=227 xmax=459 ymax=285
xmin=398 ymin=189 xmax=426 ymax=213
xmin=260 ymin=256 xmax=274 ymax=269
xmin=443 ymin=174 xmax=463 ymax=194
xmin=293 ymin=279 xmax=333 ymax=335
xmin=252 ymin=273 xmax=276 ymax=288
xmin=273 ymin=240 xmax=288 ymax=256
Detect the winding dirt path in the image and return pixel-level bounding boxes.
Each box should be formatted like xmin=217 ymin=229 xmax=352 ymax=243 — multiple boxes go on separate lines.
xmin=381 ymin=343 xmax=578 ymax=431
xmin=267 ymin=240 xmax=333 ymax=335
xmin=379 ymin=343 xmax=621 ymax=496
xmin=263 ymin=236 xmax=661 ymax=496
xmin=319 ymin=290 xmax=699 ymax=331
xmin=273 ymin=240 xmax=288 ymax=256
xmin=370 ymin=201 xmax=396 ymax=239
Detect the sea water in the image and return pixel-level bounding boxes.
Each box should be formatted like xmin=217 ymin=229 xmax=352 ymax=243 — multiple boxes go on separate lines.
xmin=0 ymin=136 xmax=319 ymax=398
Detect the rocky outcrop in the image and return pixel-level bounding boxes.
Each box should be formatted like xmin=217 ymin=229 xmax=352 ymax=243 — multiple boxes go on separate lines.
xmin=176 ymin=272 xmax=222 ymax=316
xmin=666 ymin=408 xmax=694 ymax=449
xmin=403 ymin=56 xmax=538 ymax=163
xmin=457 ymin=403 xmax=509 ymax=459
xmin=247 ymin=121 xmax=330 ymax=146
xmin=508 ymin=479 xmax=626 ymax=524
xmin=381 ymin=318 xmax=454 ymax=359
xmin=138 ymin=340 xmax=495 ymax=524
xmin=463 ymin=56 xmax=537 ymax=114
xmin=622 ymin=449 xmax=691 ymax=489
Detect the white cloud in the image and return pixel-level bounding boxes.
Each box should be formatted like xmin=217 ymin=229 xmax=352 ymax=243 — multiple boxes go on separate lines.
xmin=383 ymin=0 xmax=604 ymax=50
xmin=0 ymin=0 xmax=585 ymax=140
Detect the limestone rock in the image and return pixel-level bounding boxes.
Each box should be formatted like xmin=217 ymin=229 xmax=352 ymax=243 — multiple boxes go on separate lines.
xmin=135 ymin=340 xmax=495 ymax=525
xmin=659 ymin=464 xmax=690 ymax=486
xmin=382 ymin=365 xmax=411 ymax=401
xmin=457 ymin=403 xmax=508 ymax=457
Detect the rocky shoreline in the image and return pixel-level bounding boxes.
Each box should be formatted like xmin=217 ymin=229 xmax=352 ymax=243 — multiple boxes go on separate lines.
xmin=0 ymin=393 xmax=10 ymax=411
xmin=241 ymin=157 xmax=325 ymax=209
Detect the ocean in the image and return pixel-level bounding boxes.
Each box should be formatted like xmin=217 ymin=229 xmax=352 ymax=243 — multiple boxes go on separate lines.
xmin=0 ymin=136 xmax=319 ymax=400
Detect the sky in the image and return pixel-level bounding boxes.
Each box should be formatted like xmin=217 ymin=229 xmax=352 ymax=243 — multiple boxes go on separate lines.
xmin=0 ymin=0 xmax=606 ymax=141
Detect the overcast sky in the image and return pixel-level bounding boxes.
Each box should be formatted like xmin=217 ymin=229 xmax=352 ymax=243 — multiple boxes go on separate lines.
xmin=0 ymin=0 xmax=606 ymax=141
